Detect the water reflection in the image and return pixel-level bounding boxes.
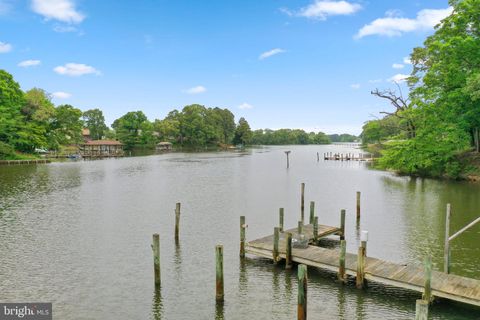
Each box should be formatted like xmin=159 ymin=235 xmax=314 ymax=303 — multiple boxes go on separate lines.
xmin=151 ymin=288 xmax=163 ymax=320
xmin=336 ymin=285 xmax=346 ymax=320
xmin=215 ymin=301 xmax=224 ymax=320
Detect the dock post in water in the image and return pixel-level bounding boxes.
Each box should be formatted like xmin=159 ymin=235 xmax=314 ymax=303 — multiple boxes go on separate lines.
xmin=423 ymin=256 xmax=433 ymax=302
xmin=356 ymin=192 xmax=361 ymax=221
xmin=286 ymin=232 xmax=293 ymax=269
xmin=317 ymin=152 xmax=319 ymax=162
xmin=216 ymin=245 xmax=224 ymax=302
xmin=298 ymin=221 xmax=303 ymax=235
xmin=279 ymin=208 xmax=284 ymax=232
xmin=273 ymin=227 xmax=280 ymax=264
xmin=309 ymin=201 xmax=315 ymax=224
xmin=340 ymin=209 xmax=346 ymax=241
xmin=415 ymin=299 xmax=429 ymax=320
xmin=444 ymin=204 xmax=451 ymax=274
xmin=301 ymin=183 xmax=305 ymax=223
xmin=285 ymin=151 xmax=291 ymax=168
xmin=240 ymin=216 xmax=246 ymax=258
xmin=313 ymin=216 xmax=318 ymax=243
xmin=152 ymin=233 xmax=161 ymax=287
xmin=356 ymin=230 xmax=368 ymax=289
xmin=338 ymin=239 xmax=346 ymax=283
xmin=175 ymin=202 xmax=181 ymax=242
xmin=297 ymin=264 xmax=308 ymax=320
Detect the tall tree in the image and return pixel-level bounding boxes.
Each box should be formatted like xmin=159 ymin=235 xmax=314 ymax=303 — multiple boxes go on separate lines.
xmin=83 ymin=108 xmax=108 ymax=140
xmin=112 ymin=111 xmax=151 ymax=149
xmin=233 ymin=117 xmax=252 ymax=145
xmin=50 ymin=104 xmax=84 ymax=146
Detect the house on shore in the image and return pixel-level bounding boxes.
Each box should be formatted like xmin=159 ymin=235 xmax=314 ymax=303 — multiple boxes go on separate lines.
xmin=80 ymin=140 xmax=124 ymax=158
xmin=156 ymin=141 xmax=173 ymax=151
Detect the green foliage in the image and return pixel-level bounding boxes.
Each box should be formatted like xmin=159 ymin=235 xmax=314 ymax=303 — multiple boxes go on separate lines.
xmin=83 ymin=108 xmax=108 ymax=140
xmin=112 ymin=111 xmax=150 ymax=150
xmin=233 ymin=117 xmax=252 ymax=145
xmin=0 ymin=141 xmax=15 ymax=160
xmin=251 ymin=129 xmax=330 ymax=145
xmin=328 ymin=133 xmax=357 ymax=143
xmin=361 ymin=116 xmax=402 ymax=145
xmin=50 ymin=104 xmax=84 ymax=147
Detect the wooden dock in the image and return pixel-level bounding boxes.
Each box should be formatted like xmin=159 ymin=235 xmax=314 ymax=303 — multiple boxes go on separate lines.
xmin=246 ymin=224 xmax=480 ymax=307
xmin=323 ymin=152 xmax=373 ymax=162
xmin=0 ymin=159 xmax=51 ymax=165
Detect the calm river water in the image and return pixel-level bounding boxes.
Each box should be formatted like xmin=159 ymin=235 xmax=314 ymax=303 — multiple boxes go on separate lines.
xmin=0 ymin=145 xmax=479 ymax=319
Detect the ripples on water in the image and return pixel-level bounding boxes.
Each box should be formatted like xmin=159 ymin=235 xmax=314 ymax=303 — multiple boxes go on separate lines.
xmin=0 ymin=145 xmax=479 ymax=319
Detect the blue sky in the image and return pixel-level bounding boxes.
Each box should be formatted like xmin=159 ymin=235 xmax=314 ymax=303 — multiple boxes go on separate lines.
xmin=0 ymin=0 xmax=451 ymax=134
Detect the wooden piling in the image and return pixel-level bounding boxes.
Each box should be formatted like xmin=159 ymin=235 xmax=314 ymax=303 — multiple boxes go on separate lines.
xmin=338 ymin=239 xmax=346 ymax=283
xmin=415 ymin=299 xmax=429 ymax=320
xmin=313 ymin=216 xmax=318 ymax=243
xmin=298 ymin=221 xmax=303 ymax=235
xmin=240 ymin=216 xmax=246 ymax=258
xmin=423 ymin=256 xmax=432 ymax=302
xmin=317 ymin=152 xmax=319 ymax=162
xmin=297 ymin=264 xmax=308 ymax=320
xmin=356 ymin=192 xmax=361 ymax=220
xmin=216 ymin=245 xmax=224 ymax=302
xmin=286 ymin=232 xmax=292 ymax=269
xmin=279 ymin=208 xmax=284 ymax=232
xmin=309 ymin=201 xmax=315 ymax=224
xmin=301 ymin=183 xmax=305 ymax=223
xmin=175 ymin=202 xmax=181 ymax=241
xmin=444 ymin=203 xmax=451 ymax=274
xmin=285 ymin=151 xmax=291 ymax=168
xmin=152 ymin=233 xmax=161 ymax=287
xmin=340 ymin=209 xmax=346 ymax=240
xmin=356 ymin=231 xmax=368 ymax=289
xmin=273 ymin=227 xmax=280 ymax=264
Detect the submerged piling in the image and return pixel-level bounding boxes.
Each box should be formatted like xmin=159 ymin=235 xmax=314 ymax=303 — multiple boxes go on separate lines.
xmin=356 ymin=192 xmax=361 ymax=221
xmin=286 ymin=232 xmax=293 ymax=269
xmin=240 ymin=216 xmax=246 ymax=258
xmin=423 ymin=256 xmax=432 ymax=302
xmin=175 ymin=202 xmax=181 ymax=241
xmin=152 ymin=233 xmax=161 ymax=287
xmin=309 ymin=201 xmax=315 ymax=224
xmin=279 ymin=208 xmax=284 ymax=232
xmin=338 ymin=239 xmax=346 ymax=283
xmin=444 ymin=204 xmax=451 ymax=274
xmin=340 ymin=209 xmax=346 ymax=241
xmin=216 ymin=245 xmax=224 ymax=302
xmin=273 ymin=227 xmax=280 ymax=264
xmin=356 ymin=230 xmax=368 ymax=289
xmin=301 ymin=183 xmax=305 ymax=223
xmin=415 ymin=300 xmax=429 ymax=320
xmin=298 ymin=264 xmax=308 ymax=320
xmin=313 ymin=216 xmax=318 ymax=243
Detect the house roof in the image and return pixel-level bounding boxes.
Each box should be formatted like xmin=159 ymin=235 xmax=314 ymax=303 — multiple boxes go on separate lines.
xmin=83 ymin=140 xmax=123 ymax=146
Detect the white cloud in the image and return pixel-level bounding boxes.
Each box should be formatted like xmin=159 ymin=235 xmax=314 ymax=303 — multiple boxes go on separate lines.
xmin=403 ymin=56 xmax=412 ymax=64
xmin=0 ymin=41 xmax=12 ymax=53
xmin=18 ymin=59 xmax=41 ymax=67
xmin=52 ymin=91 xmax=71 ymax=99
xmin=388 ymin=73 xmax=409 ymax=83
xmin=293 ymin=1 xmax=362 ymax=20
xmin=392 ymin=63 xmax=404 ymax=69
xmin=238 ymin=103 xmax=253 ymax=110
xmin=54 ymin=63 xmax=100 ymax=76
xmin=350 ymin=83 xmax=360 ymax=89
xmin=368 ymin=79 xmax=383 ymax=83
xmin=31 ymin=0 xmax=85 ymax=24
xmin=184 ymin=85 xmax=206 ymax=94
xmin=53 ymin=24 xmax=77 ymax=32
xmin=355 ymin=7 xmax=453 ymax=39
xmin=259 ymin=48 xmax=285 ymax=60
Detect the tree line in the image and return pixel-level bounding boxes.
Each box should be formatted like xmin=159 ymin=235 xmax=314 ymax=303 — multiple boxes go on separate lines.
xmin=361 ymin=0 xmax=480 ymax=178
xmin=1 ymin=69 xmax=358 ymax=159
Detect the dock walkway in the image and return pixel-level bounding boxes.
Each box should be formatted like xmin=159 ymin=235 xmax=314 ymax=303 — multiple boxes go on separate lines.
xmin=246 ymin=224 xmax=480 ymax=307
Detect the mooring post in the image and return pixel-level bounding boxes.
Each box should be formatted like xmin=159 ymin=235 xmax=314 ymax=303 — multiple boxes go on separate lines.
xmin=273 ymin=227 xmax=280 ymax=264
xmin=175 ymin=202 xmax=181 ymax=242
xmin=340 ymin=209 xmax=346 ymax=240
xmin=152 ymin=233 xmax=161 ymax=287
xmin=285 ymin=151 xmax=291 ymax=168
xmin=356 ymin=192 xmax=361 ymax=221
xmin=301 ymin=183 xmax=305 ymax=223
xmin=338 ymin=239 xmax=346 ymax=283
xmin=415 ymin=299 xmax=429 ymax=320
xmin=444 ymin=203 xmax=451 ymax=274
xmin=216 ymin=245 xmax=224 ymax=302
xmin=313 ymin=216 xmax=318 ymax=243
xmin=286 ymin=232 xmax=293 ymax=269
xmin=356 ymin=230 xmax=368 ymax=289
xmin=309 ymin=201 xmax=315 ymax=224
xmin=240 ymin=216 xmax=246 ymax=258
xmin=423 ymin=256 xmax=432 ymax=302
xmin=279 ymin=208 xmax=284 ymax=232
xmin=298 ymin=221 xmax=303 ymax=235
xmin=298 ymin=264 xmax=308 ymax=320
xmin=317 ymin=152 xmax=319 ymax=162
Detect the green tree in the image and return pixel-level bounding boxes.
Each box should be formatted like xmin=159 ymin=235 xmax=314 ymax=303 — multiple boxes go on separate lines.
xmin=0 ymin=70 xmax=25 ymax=152
xmin=50 ymin=104 xmax=84 ymax=147
xmin=233 ymin=117 xmax=252 ymax=145
xmin=112 ymin=111 xmax=152 ymax=149
xmin=83 ymin=108 xmax=108 ymax=140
